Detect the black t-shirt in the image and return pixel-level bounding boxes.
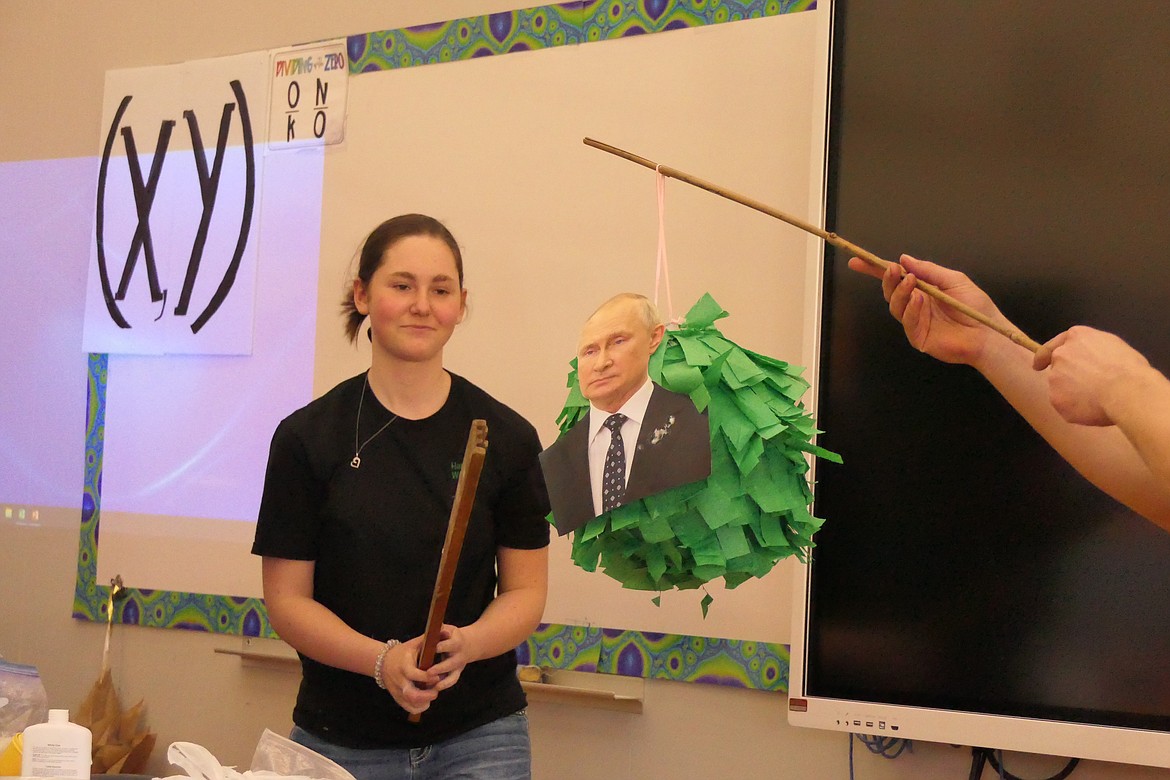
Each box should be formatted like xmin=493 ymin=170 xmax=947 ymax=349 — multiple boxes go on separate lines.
xmin=252 ymin=372 xmax=550 ymax=748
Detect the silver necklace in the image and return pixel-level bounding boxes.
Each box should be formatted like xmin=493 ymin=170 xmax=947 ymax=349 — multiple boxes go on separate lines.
xmin=351 ymin=374 xmax=397 ymax=469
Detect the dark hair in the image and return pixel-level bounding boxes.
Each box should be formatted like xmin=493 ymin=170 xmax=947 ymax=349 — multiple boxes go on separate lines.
xmin=341 ymin=213 xmax=464 ymax=343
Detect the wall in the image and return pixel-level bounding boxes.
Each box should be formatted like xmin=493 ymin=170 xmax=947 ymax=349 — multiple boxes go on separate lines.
xmin=2 ymin=3 xmax=1169 ymax=779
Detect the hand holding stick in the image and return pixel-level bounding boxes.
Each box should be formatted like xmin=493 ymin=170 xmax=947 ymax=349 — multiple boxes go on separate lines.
xmin=582 ymin=137 xmax=1041 ymax=353
xmin=408 ymin=419 xmax=489 ymax=723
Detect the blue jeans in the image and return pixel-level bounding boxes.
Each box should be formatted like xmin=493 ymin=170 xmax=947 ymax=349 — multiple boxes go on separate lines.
xmin=289 ymin=711 xmax=531 ymax=780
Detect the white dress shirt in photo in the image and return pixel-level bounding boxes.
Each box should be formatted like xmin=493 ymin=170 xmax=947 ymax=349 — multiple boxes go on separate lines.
xmin=586 ymin=377 xmax=654 ymax=517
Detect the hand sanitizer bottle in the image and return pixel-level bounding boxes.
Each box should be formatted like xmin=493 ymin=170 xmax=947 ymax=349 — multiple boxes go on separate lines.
xmin=20 ymin=709 xmax=92 ymax=779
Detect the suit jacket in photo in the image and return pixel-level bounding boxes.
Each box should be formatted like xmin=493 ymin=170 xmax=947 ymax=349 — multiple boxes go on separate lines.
xmin=539 ymin=382 xmax=711 ymax=535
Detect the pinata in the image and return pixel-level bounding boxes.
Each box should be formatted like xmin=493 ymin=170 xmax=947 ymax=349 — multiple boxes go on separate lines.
xmin=549 ymin=293 xmax=841 ymax=608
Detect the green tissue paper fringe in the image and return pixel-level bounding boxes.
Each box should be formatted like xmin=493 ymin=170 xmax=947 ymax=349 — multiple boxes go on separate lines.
xmin=550 ymin=293 xmax=841 ymax=596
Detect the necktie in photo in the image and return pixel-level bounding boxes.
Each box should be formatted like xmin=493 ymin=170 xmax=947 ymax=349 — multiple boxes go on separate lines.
xmin=602 ymin=413 xmax=628 ymax=512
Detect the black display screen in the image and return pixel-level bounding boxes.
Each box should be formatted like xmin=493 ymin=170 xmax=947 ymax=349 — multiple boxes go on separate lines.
xmin=808 ymin=0 xmax=1170 ymax=733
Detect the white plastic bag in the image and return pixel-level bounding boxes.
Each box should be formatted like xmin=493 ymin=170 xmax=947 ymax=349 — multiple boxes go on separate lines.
xmin=0 ymin=660 xmax=49 ymax=740
xmin=157 ymin=732 xmax=355 ymax=780
xmin=249 ymin=730 xmax=355 ymax=780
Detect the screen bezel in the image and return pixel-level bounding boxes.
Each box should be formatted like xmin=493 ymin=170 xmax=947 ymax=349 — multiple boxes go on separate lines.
xmin=787 ymin=0 xmax=1170 ymax=769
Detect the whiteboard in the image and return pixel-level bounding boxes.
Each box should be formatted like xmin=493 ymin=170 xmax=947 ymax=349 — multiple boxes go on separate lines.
xmin=92 ymin=5 xmax=833 ymax=646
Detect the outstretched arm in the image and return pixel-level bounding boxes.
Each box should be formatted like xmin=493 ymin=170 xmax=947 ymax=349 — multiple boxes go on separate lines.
xmin=849 ymin=254 xmax=1170 ymax=531
xmin=1035 ymin=326 xmax=1170 ymax=515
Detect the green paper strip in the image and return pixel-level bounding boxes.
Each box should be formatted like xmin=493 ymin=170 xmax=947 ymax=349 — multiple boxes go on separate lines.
xmin=677 ymin=335 xmax=714 ymax=367
xmin=683 ymin=293 xmax=728 ymax=329
xmin=716 ymin=524 xmax=751 ymax=559
xmin=661 ymin=360 xmax=705 ymax=393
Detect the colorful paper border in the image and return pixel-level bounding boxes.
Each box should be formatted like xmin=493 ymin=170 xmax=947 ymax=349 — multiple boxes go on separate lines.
xmin=73 ymin=0 xmax=813 ymax=688
xmin=348 ymin=0 xmax=815 ymax=73
xmin=518 ymin=624 xmax=789 ymax=691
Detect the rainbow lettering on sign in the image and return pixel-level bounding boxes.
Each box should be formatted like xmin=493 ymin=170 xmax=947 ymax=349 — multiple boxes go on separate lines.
xmin=273 ymin=53 xmax=345 ymax=77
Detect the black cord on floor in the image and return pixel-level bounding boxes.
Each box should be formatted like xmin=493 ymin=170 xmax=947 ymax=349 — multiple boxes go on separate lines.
xmin=968 ymin=747 xmax=1080 ymax=780
xmin=968 ymin=747 xmax=988 ymax=780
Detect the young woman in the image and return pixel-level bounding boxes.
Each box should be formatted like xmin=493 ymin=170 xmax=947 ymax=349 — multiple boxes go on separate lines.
xmin=252 ymin=214 xmax=550 ymax=780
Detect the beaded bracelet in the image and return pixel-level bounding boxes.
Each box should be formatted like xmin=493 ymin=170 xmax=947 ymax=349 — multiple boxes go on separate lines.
xmin=373 ymin=639 xmax=401 ymax=690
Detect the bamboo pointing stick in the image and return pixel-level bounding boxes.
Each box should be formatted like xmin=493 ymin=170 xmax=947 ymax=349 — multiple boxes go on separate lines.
xmin=582 ymin=137 xmax=1042 ymax=353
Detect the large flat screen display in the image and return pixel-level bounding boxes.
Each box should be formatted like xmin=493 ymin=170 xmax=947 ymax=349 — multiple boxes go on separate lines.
xmin=789 ymin=0 xmax=1170 ymax=768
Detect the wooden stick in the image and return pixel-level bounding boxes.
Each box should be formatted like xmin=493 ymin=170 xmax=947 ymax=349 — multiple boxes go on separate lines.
xmin=409 ymin=419 xmax=489 ymax=724
xmin=582 ymin=137 xmax=1042 ymax=353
